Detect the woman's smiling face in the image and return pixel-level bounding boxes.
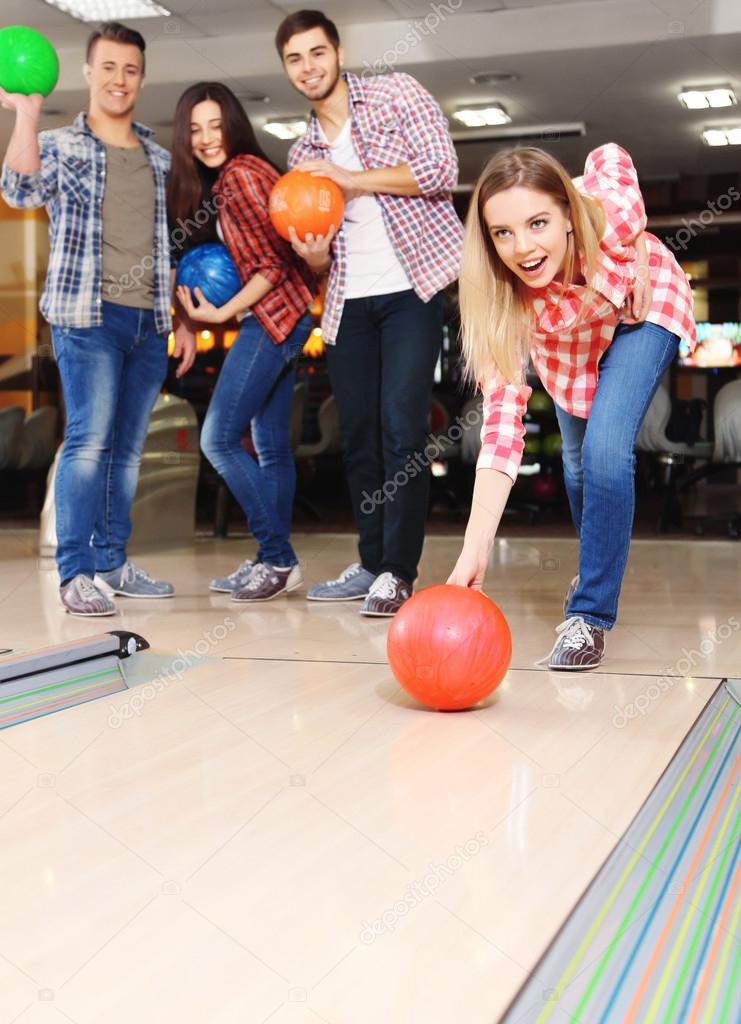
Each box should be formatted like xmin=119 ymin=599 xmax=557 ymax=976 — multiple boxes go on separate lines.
xmin=190 ymin=99 xmax=227 ymax=168
xmin=483 ymin=186 xmax=572 ymax=288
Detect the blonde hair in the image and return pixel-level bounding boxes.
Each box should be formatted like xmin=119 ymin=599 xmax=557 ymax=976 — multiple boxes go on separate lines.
xmin=459 ymin=147 xmax=607 ymax=386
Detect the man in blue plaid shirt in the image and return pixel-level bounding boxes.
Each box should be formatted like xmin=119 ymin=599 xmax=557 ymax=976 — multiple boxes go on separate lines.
xmin=1 ymin=22 xmax=195 ymax=617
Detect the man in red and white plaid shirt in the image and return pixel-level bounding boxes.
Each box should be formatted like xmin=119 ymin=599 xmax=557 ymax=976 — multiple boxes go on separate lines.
xmin=275 ymin=9 xmax=463 ymax=616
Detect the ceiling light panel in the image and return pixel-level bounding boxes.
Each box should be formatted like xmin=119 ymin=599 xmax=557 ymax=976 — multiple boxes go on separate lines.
xmin=43 ymin=0 xmax=171 ymax=21
xmin=679 ymin=87 xmax=736 ymax=110
xmin=453 ymin=104 xmax=511 ymax=128
xmin=263 ymin=120 xmax=308 ymax=141
xmin=701 ymin=127 xmax=741 ymax=146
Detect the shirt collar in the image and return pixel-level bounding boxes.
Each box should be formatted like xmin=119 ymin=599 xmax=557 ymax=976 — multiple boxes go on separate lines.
xmin=307 ymin=71 xmax=361 ymax=150
xmin=532 ymin=248 xmax=629 ymax=333
xmin=71 ymin=111 xmax=154 ymax=142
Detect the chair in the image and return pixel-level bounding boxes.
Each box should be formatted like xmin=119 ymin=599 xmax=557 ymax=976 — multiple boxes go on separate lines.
xmin=293 ymin=393 xmax=341 ymax=521
xmin=17 ymin=407 xmax=58 ymax=471
xmin=41 ymin=394 xmax=200 ymax=556
xmin=635 ymin=384 xmax=714 ymax=532
xmin=295 ymin=393 xmax=340 ymax=459
xmin=676 ymin=379 xmax=741 ymax=538
xmin=0 ymin=407 xmax=25 ymax=470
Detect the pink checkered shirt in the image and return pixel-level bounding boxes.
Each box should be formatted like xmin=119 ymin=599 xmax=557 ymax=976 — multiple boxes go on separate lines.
xmin=478 ymin=143 xmax=696 ymax=481
xmin=288 ymin=72 xmax=463 ymax=343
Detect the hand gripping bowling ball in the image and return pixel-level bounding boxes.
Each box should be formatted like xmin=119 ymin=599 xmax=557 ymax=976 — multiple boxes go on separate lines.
xmin=175 ymin=243 xmax=242 ymax=309
xmin=387 ymin=585 xmax=512 ymax=711
xmin=268 ymin=170 xmax=344 ymax=241
xmin=0 ymin=27 xmax=59 ymax=98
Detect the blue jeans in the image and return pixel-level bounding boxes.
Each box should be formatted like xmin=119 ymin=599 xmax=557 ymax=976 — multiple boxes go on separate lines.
xmin=328 ymin=289 xmax=443 ymax=583
xmin=51 ymin=302 xmax=168 ymax=583
xmin=200 ymin=313 xmax=312 ymax=566
xmin=555 ymin=321 xmax=679 ymax=630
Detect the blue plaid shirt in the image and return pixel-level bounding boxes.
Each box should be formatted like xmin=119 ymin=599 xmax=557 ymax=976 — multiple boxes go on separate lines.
xmin=1 ymin=113 xmax=173 ymax=336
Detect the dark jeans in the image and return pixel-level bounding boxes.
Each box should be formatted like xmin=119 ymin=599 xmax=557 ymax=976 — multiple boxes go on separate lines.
xmin=556 ymin=320 xmax=680 ymax=629
xmin=328 ymin=289 xmax=443 ymax=583
xmin=51 ymin=302 xmax=168 ymax=583
xmin=200 ymin=313 xmax=312 ymax=566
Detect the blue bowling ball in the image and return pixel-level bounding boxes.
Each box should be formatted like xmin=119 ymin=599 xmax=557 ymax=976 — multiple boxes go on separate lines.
xmin=176 ymin=243 xmax=241 ymax=308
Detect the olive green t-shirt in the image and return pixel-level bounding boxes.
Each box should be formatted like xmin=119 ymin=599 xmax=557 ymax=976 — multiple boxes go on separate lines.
xmin=101 ymin=143 xmax=156 ymax=309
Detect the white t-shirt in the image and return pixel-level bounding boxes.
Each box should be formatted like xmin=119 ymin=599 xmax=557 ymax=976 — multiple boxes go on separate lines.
xmin=320 ymin=118 xmax=412 ymax=299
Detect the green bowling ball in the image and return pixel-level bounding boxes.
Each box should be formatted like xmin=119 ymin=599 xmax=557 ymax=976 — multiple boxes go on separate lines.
xmin=523 ymin=434 xmax=542 ymax=456
xmin=0 ymin=26 xmax=59 ymax=98
xmin=528 ymin=390 xmax=554 ymax=415
xmin=542 ymin=432 xmax=563 ymax=457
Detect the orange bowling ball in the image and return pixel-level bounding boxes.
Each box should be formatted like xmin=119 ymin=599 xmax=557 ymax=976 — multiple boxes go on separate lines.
xmin=387 ymin=585 xmax=511 ymax=711
xmin=268 ymin=170 xmax=344 ymax=241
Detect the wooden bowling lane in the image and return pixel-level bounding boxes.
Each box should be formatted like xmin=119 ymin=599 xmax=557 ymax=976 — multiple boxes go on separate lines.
xmin=0 ymin=528 xmax=736 ymax=1021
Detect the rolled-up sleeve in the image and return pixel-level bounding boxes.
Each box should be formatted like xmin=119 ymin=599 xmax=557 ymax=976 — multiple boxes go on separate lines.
xmin=581 ymin=143 xmax=647 ymax=248
xmin=1 ymin=133 xmax=58 ymax=209
xmin=476 ymin=370 xmax=532 ymax=482
xmin=220 ymin=159 xmax=286 ymax=288
xmin=395 ymin=73 xmax=458 ymax=196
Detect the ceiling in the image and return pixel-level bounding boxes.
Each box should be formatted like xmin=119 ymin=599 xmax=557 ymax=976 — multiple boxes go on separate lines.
xmin=3 ymin=0 xmax=741 ymax=184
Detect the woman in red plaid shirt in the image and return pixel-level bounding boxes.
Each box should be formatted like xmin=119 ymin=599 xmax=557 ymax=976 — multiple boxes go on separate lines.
xmin=448 ymin=143 xmax=695 ymax=669
xmin=169 ymin=83 xmax=315 ymax=603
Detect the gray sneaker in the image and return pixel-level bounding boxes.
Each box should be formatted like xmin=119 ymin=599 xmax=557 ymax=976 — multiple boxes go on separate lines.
xmin=60 ymin=574 xmax=116 ymax=617
xmin=210 ymin=558 xmax=255 ymax=593
xmin=96 ymin=561 xmax=174 ymax=599
xmin=307 ymin=562 xmax=376 ymax=602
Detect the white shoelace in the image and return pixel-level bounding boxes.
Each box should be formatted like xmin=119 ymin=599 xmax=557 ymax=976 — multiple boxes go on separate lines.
xmin=227 ymin=559 xmax=254 ymax=583
xmin=368 ymin=572 xmax=396 ymax=600
xmin=244 ymin=563 xmax=272 ymax=590
xmin=557 ymin=617 xmax=593 ymax=651
xmin=77 ymin=575 xmax=103 ymax=600
xmin=327 ymin=563 xmax=361 ymax=587
xmin=535 ymin=617 xmax=593 ymax=666
xmin=122 ymin=561 xmax=156 ymax=585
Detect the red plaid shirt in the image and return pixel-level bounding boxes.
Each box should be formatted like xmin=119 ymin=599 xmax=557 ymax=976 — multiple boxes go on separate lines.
xmin=213 ymin=155 xmax=315 ymax=343
xmin=478 ymin=144 xmax=696 ymax=481
xmin=288 ymin=72 xmax=463 ymax=343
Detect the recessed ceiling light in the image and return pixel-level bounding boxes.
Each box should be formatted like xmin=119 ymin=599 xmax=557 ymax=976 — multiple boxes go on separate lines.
xmin=453 ymin=104 xmax=511 ymax=128
xmin=236 ymin=92 xmax=270 ymax=104
xmin=701 ymin=127 xmax=741 ymax=146
xmin=469 ymin=72 xmax=519 ymax=86
xmin=43 ymin=0 xmax=171 ymax=20
xmin=263 ymin=119 xmax=307 ymax=141
xmin=679 ymin=86 xmax=736 ymax=109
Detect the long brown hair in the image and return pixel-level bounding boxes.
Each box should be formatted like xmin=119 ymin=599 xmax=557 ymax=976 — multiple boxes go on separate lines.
xmin=460 ymin=147 xmax=607 ymax=385
xmin=167 ymin=82 xmax=280 ymax=240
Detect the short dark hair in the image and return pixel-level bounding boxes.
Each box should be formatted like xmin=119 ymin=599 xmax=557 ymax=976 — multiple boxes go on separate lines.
xmin=274 ymin=10 xmax=340 ymax=58
xmin=86 ymin=21 xmax=146 ymax=74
